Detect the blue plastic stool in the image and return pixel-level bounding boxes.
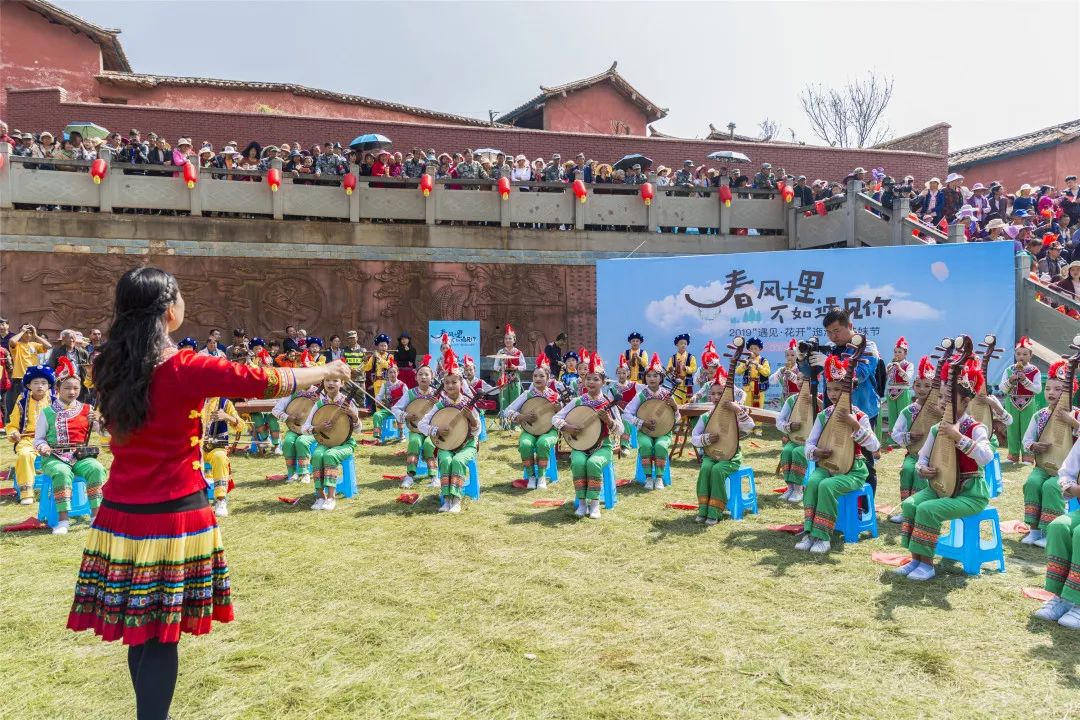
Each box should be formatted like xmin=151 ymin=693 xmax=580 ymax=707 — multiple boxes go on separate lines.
xmin=521 ymin=445 xmax=559 ymax=484
xmin=627 ymin=424 xmax=639 ymax=450
xmin=12 ymin=471 xmax=49 ymax=503
xmin=634 ymin=452 xmax=672 ymax=487
xmin=835 ymin=483 xmax=879 ymax=543
xmin=574 ymin=462 xmax=617 ymax=511
xmin=379 ymin=415 xmax=401 ymax=443
xmin=935 ymin=506 xmax=1006 ymax=576
xmin=311 ymin=453 xmax=357 ymax=499
xmin=1067 ymin=496 xmax=1079 ymax=513
xmin=457 ymin=458 xmax=480 ymax=500
xmin=726 ymin=467 xmax=759 ymax=520
xmin=803 ymin=460 xmax=816 ymax=485
xmin=416 ymin=452 xmax=439 ymax=480
xmin=37 ymin=475 xmax=91 ymax=528
xmin=478 ymin=413 xmax=488 ymax=441
xmin=985 ymin=453 xmax=1003 ymax=499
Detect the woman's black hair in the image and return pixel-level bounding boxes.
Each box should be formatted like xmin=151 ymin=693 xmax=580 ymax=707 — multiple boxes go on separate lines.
xmin=93 ymin=267 xmax=179 ymax=439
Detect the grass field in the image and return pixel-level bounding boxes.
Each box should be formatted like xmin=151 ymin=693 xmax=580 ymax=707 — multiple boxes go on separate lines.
xmin=1 ymin=425 xmax=1079 ymax=720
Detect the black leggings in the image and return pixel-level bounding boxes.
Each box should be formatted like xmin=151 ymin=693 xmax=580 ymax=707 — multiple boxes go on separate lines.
xmin=127 ymin=639 xmax=178 ymax=720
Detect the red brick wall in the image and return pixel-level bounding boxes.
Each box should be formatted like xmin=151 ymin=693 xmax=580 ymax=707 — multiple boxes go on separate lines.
xmin=951 ymin=142 xmax=1080 ymax=191
xmin=6 ymin=88 xmax=948 ymax=183
xmin=0 ymin=2 xmax=104 ymax=119
xmin=543 ymin=84 xmax=649 ymax=136
xmin=874 ymin=123 xmax=950 ymax=157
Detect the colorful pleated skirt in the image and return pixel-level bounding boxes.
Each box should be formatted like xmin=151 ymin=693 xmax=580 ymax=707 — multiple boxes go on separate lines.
xmin=67 ymin=490 xmax=233 ymax=645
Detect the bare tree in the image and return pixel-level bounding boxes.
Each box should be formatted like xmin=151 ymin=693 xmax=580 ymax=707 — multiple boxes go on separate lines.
xmin=757 ymin=118 xmax=781 ymax=142
xmin=799 ymin=72 xmax=894 ymax=147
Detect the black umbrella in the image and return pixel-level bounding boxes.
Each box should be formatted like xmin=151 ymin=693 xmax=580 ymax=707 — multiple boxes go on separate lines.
xmin=613 ymin=153 xmax=653 ymax=171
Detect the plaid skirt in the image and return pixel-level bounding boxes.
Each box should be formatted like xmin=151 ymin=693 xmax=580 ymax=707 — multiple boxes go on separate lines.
xmin=66 ymin=490 xmax=233 ymax=645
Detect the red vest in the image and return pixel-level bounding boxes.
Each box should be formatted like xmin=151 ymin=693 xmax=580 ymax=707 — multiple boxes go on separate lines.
xmin=956 ymin=416 xmax=982 ymax=478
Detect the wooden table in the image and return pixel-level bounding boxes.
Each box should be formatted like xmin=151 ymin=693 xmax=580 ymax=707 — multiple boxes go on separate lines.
xmin=671 ymin=404 xmax=778 ymax=458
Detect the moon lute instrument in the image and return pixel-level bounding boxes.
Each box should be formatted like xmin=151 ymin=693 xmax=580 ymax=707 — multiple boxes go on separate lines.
xmin=703 ymin=337 xmax=746 ymax=461
xmin=786 ymin=336 xmax=821 ymax=445
xmin=561 ymin=395 xmax=620 ymax=452
xmin=637 ymin=369 xmax=682 ymax=439
xmin=927 ymin=335 xmax=974 ymax=498
xmin=403 ymin=380 xmax=444 ymax=433
xmin=311 ymin=382 xmax=366 ymax=447
xmin=283 ymin=395 xmax=316 ymax=435
xmin=430 ymin=384 xmax=503 ymax=452
xmin=816 ymin=335 xmax=868 ymax=475
xmin=906 ymin=337 xmax=955 ymax=458
xmin=1035 ymin=335 xmax=1080 ymax=475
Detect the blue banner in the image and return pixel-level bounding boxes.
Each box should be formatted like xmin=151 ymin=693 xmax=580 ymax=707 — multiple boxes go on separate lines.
xmin=597 ymin=243 xmax=1016 ymax=399
xmin=427 ymin=320 xmax=481 ymax=369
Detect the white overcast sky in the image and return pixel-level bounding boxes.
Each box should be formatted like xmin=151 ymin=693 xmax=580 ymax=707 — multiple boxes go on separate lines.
xmin=67 ymin=0 xmax=1079 ymax=151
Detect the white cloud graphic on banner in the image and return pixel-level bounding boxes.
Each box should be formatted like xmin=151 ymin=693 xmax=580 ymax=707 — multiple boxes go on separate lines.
xmin=645 ymin=280 xmax=737 ymax=333
xmin=846 ymin=283 xmax=942 ymax=320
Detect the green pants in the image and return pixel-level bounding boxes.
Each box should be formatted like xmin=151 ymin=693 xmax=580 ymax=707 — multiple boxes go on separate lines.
xmin=803 ymin=459 xmax=868 ymax=540
xmin=899 ymin=453 xmax=925 ymax=501
xmin=406 ymin=431 xmax=436 ymax=474
xmin=282 ymin=430 xmax=314 ymax=475
xmin=1006 ymin=400 xmax=1040 ymax=459
xmin=40 ymin=456 xmax=106 ymax=514
xmin=570 ymin=444 xmax=613 ymax=501
xmin=1045 ymin=509 xmax=1080 ymax=604
xmin=312 ymin=439 xmax=356 ymax=492
xmin=438 ymin=437 xmax=478 ymax=498
xmin=778 ymin=441 xmax=807 ymax=486
xmin=372 ymin=408 xmax=395 ymax=438
xmin=252 ymin=413 xmax=280 ymax=442
xmin=638 ymin=433 xmax=673 ymax=459
xmin=697 ymin=454 xmax=741 ymax=520
xmin=884 ymin=390 xmax=912 ymax=440
xmin=900 ymin=475 xmax=989 ymax=557
xmin=499 ymin=377 xmax=523 ymax=413
xmin=518 ymin=429 xmax=558 ymax=477
xmin=1023 ymin=467 xmax=1066 ymax=530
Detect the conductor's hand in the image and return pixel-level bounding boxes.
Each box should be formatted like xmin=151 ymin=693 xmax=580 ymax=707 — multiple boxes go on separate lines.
xmin=322 ymin=361 xmax=352 ymax=383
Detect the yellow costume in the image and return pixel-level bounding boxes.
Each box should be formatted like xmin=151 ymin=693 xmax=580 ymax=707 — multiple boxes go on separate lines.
xmin=362 ymin=351 xmax=392 ymax=398
xmin=736 ymin=354 xmax=772 ymax=408
xmin=5 ymin=394 xmax=50 ymax=503
xmin=666 ymin=350 xmax=698 ymax=405
xmin=201 ymin=397 xmax=240 ymax=502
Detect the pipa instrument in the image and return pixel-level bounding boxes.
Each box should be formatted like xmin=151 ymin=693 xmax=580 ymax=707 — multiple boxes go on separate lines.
xmin=1035 ymin=335 xmax=1080 ymax=475
xmin=967 ymin=335 xmax=1003 ymax=441
xmin=284 ymin=395 xmax=316 ymax=434
xmin=703 ymin=337 xmax=746 ymax=461
xmin=311 ymin=381 xmax=365 ymax=447
xmin=816 ymin=335 xmax=867 ymax=475
xmin=430 ymin=384 xmax=503 ymax=452
xmin=905 ymin=338 xmax=954 ymax=458
xmin=927 ymin=335 xmax=974 ymax=498
xmin=786 ymin=336 xmax=821 ymax=444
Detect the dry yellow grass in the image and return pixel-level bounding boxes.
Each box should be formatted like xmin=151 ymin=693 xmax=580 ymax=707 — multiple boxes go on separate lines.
xmin=1 ymin=426 xmax=1079 ymax=719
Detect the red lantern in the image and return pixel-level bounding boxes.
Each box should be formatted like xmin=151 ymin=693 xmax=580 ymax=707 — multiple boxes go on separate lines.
xmin=343 ymin=172 xmax=357 ymax=196
xmin=497 ymin=176 xmax=510 ymax=200
xmin=419 ymin=173 xmax=433 ymax=197
xmin=640 ymin=182 xmax=654 ymax=206
xmin=266 ymin=168 xmax=281 ymax=192
xmin=182 ymin=161 xmax=198 ymax=189
xmin=89 ymin=158 xmax=107 ymax=185
xmin=783 ymin=186 xmax=794 ymax=203
xmin=777 ymin=180 xmax=786 ymax=195
xmin=718 ymin=185 xmax=732 ymax=207
xmin=572 ymin=179 xmax=587 ymax=203
xmin=814 ymin=200 xmax=827 ymax=216
xmin=0 ymin=154 xmax=5 ymax=171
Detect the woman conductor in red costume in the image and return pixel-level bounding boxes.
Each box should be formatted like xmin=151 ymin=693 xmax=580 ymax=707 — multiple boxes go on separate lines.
xmin=66 ymin=268 xmax=350 ymax=720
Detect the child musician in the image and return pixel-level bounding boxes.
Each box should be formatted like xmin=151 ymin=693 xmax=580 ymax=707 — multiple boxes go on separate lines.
xmin=434 ymin=333 xmax=452 ymax=378
xmin=613 ymin=357 xmax=645 ymax=451
xmin=494 ymin=324 xmax=525 ymax=412
xmin=799 ymin=356 xmax=880 ymax=554
xmin=270 ymin=385 xmax=321 ymax=483
xmin=5 ymin=364 xmax=54 ymax=507
xmin=249 ymin=338 xmax=282 ymax=454
xmin=363 ymin=333 xmax=393 ymax=408
xmin=1033 ymin=437 xmax=1080 ymax=628
xmin=419 ymin=352 xmax=481 ymax=513
xmin=502 ymin=356 xmax=561 ymax=489
xmin=560 ymin=351 xmax=580 ymax=394
xmin=301 ymin=376 xmax=360 ymax=511
xmin=897 ymin=361 xmax=993 ymax=581
xmin=691 ymin=341 xmax=720 ymax=400
xmin=1020 ymin=360 xmax=1080 ymax=547
xmin=735 ymin=338 xmax=770 ymax=409
xmin=391 ymin=358 xmax=438 ymax=489
xmin=553 ymin=352 xmax=624 ymax=520
xmin=667 ymin=334 xmax=698 ymax=405
xmin=883 ymin=337 xmax=914 ymax=438
xmin=304 ymin=337 xmax=326 ymax=366
xmin=372 ymin=359 xmax=406 ymax=444
xmin=34 ymin=367 xmax=107 ymax=533
xmin=774 ymin=375 xmax=810 ymax=503
xmin=462 ymin=355 xmax=496 ymax=411
xmin=769 ymin=340 xmax=802 ymax=405
xmin=624 ymin=332 xmax=649 ymax=384
xmin=689 ymin=366 xmax=755 ymax=524
xmin=622 ymin=354 xmax=680 ymax=490
xmin=1000 ymin=336 xmax=1043 ymax=463
xmin=888 ymin=357 xmax=937 ymax=522
xmin=200 ymin=394 xmax=241 ymax=517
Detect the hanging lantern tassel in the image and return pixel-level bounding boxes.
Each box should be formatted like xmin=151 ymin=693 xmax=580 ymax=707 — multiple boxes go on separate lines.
xmin=640 ymin=182 xmax=654 ymax=206
xmin=266 ymin=168 xmax=281 ymax=192
xmin=718 ymin=184 xmax=732 ymax=207
xmin=497 ymin=176 xmax=510 ymax=200
xmin=182 ymin=161 xmax=198 ymax=189
xmin=343 ymin=172 xmax=357 ymax=196
xmin=420 ymin=173 xmax=433 ymax=197
xmin=783 ymin=186 xmax=794 ymax=203
xmin=89 ymin=158 xmax=107 ymax=185
xmin=572 ymin=179 xmax=587 ymax=203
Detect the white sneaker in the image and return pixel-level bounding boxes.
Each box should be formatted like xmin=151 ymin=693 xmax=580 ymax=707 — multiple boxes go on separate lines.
xmin=19 ymin=496 xmax=34 ymax=505
xmin=694 ymin=515 xmax=706 ymax=523
xmin=448 ymin=497 xmax=462 ymax=514
xmin=323 ymin=498 xmax=336 ymax=511
xmin=311 ymin=497 xmax=325 ymax=511
xmin=794 ymin=533 xmax=814 ymax=551
xmin=537 ymin=477 xmax=548 ymax=490
xmin=285 ymin=474 xmax=297 ymax=484
xmin=705 ymin=518 xmax=719 ymax=526
xmin=780 ymin=487 xmax=793 ymax=501
xmin=1058 ymin=607 xmax=1080 ymax=629
xmin=1021 ymin=530 xmax=1044 ymax=545
xmin=273 ymin=445 xmax=283 ymax=456
xmin=889 ymin=513 xmax=904 ymax=524
xmin=644 ymin=478 xmax=655 ymax=490
xmin=906 ymin=563 xmax=937 ymax=581
xmin=527 ymin=478 xmax=537 ymax=490
xmin=1034 ymin=596 xmax=1073 ymax=622
xmin=588 ymin=500 xmax=601 ymax=519
xmin=438 ymin=497 xmax=450 ymax=513
xmin=1034 ymin=536 xmax=1048 ymax=548
xmin=788 ymin=487 xmax=804 ymax=503
xmin=430 ymin=477 xmax=441 ymax=488
xmin=401 ymin=475 xmax=414 ymax=489
xmin=809 ymin=539 xmax=831 ymax=554
xmin=654 ymin=477 xmax=665 ymax=490
xmin=52 ymin=520 xmax=70 ymax=535
xmin=299 ymin=474 xmax=311 ymax=485
xmin=214 ymin=500 xmax=229 ymax=517
xmin=574 ymin=500 xmax=588 ymax=518
xmin=894 ymin=560 xmax=919 ymax=576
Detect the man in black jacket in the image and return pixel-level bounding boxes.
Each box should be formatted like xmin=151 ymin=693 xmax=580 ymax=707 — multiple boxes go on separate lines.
xmin=543 ymin=333 xmax=567 ymax=379
xmin=46 ymin=330 xmax=90 ymax=399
